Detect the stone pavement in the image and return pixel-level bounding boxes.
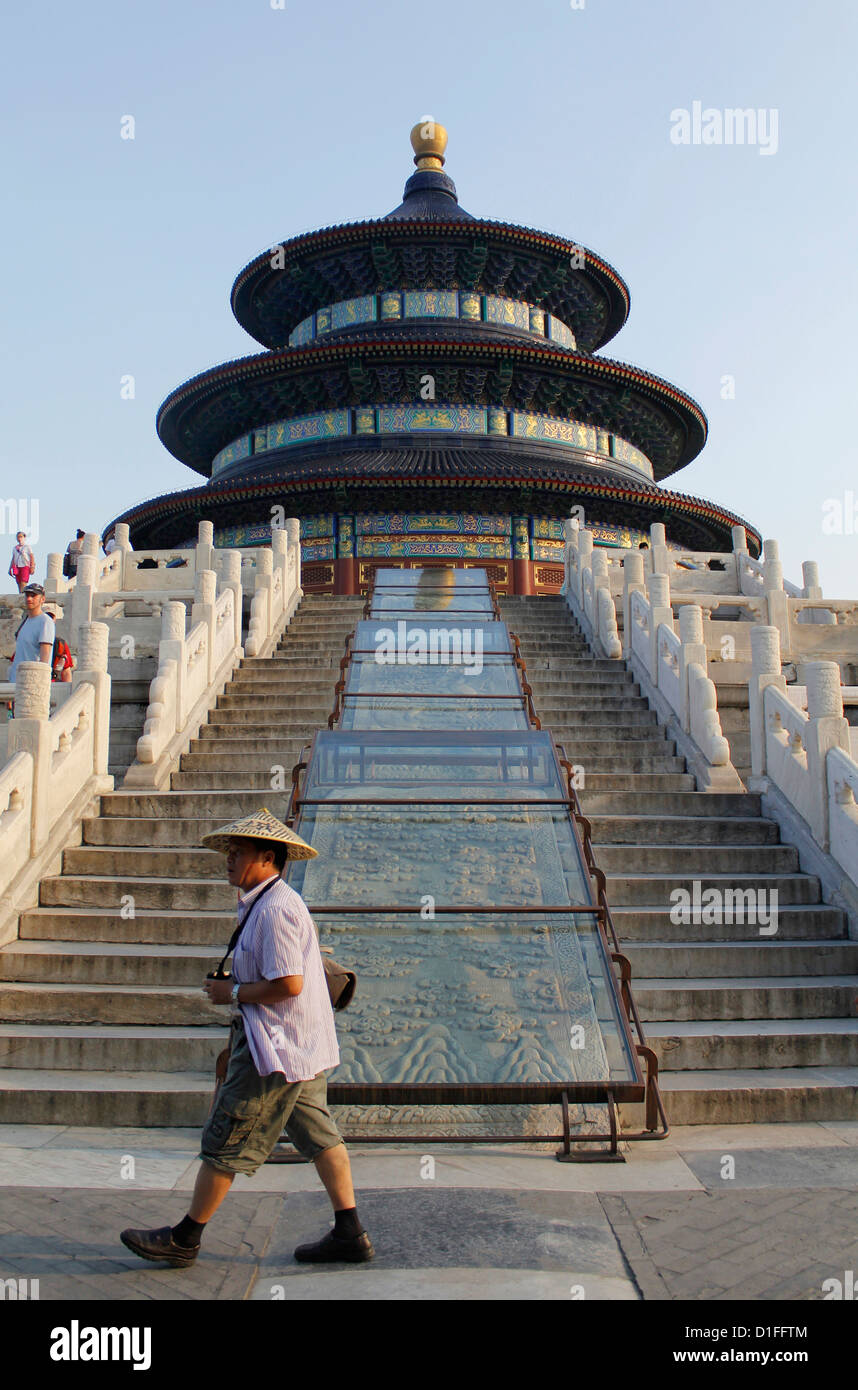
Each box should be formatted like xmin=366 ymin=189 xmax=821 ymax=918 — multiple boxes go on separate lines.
xmin=0 ymin=1121 xmax=856 ymax=1301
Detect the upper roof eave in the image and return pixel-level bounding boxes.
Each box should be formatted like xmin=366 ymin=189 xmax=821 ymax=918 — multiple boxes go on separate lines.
xmin=229 ymin=215 xmax=631 ymax=351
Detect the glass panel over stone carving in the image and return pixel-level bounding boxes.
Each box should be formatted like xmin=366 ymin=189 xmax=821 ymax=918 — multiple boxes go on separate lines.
xmin=370 ymin=592 xmax=495 ymax=614
xmin=311 ymin=912 xmax=638 ymax=1088
xmin=345 ymin=654 xmax=522 ymax=698
xmin=300 ymin=731 xmax=567 ymax=802
xmin=351 ymin=618 xmax=513 ymax=655
xmin=372 ymin=568 xmax=492 ymax=588
xmin=287 ymin=803 xmax=591 ymax=905
xmin=288 ymin=566 xmax=643 ymax=1104
xmin=339 ymin=695 xmax=531 ymax=731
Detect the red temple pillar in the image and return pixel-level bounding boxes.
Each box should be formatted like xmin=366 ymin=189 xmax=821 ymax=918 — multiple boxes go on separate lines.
xmin=512 ymin=515 xmax=532 ymax=595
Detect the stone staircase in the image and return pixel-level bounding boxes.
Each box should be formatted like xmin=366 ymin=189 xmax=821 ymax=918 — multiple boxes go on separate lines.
xmin=2 ymin=586 xmax=856 ymax=1129
xmin=0 ymin=595 xmax=364 ymax=1124
xmin=501 ymin=595 xmax=858 ymax=1124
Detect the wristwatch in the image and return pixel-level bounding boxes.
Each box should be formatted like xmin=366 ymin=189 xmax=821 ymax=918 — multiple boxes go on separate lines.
xmin=230 ymin=982 xmax=241 ymax=1005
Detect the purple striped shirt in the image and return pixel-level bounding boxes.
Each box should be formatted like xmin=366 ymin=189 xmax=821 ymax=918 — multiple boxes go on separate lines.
xmin=232 ymin=876 xmax=339 ymax=1081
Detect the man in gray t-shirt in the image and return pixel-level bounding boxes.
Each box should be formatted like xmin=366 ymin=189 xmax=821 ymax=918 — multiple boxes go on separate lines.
xmin=9 ymin=583 xmax=55 ymax=681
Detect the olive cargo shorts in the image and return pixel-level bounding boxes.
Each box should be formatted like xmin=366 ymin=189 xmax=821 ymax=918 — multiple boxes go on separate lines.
xmin=200 ymin=1015 xmax=343 ymax=1176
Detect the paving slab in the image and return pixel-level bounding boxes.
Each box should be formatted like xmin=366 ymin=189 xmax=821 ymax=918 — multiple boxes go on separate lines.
xmin=251 ymin=1188 xmax=638 ymax=1301
xmin=679 ymin=1145 xmax=858 ymax=1190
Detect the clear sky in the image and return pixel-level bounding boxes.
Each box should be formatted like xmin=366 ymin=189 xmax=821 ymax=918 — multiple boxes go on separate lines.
xmin=3 ymin=0 xmax=856 ymax=594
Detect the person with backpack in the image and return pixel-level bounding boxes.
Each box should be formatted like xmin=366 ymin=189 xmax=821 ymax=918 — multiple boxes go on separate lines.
xmin=9 ymin=583 xmax=55 ymax=681
xmin=44 ymin=605 xmax=74 ymax=682
xmin=63 ymin=529 xmax=85 ymax=580
xmin=8 ymin=533 xmax=35 ymax=592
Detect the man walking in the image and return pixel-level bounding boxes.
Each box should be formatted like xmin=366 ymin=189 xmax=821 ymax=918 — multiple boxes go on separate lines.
xmin=120 ymin=808 xmax=373 ymax=1269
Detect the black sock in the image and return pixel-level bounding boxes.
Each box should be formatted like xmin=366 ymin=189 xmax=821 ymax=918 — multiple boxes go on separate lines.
xmin=172 ymin=1214 xmax=207 ymax=1249
xmin=333 ymin=1207 xmax=364 ymax=1240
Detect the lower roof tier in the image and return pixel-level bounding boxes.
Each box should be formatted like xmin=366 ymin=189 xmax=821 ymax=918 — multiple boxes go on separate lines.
xmin=156 ymin=330 xmax=707 ymax=481
xmin=110 ymin=437 xmax=760 ymax=555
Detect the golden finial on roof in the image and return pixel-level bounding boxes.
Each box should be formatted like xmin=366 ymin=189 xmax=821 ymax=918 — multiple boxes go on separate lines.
xmin=410 ymin=117 xmax=448 ymax=170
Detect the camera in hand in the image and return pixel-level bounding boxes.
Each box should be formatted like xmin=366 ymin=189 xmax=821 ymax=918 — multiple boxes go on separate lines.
xmin=206 ymin=967 xmax=232 ymax=981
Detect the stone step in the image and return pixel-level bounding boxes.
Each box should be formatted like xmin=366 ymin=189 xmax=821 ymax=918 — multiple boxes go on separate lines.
xmin=63 ymin=846 xmax=226 ymax=879
xmin=551 ymin=711 xmax=659 ymax=731
xmin=537 ymin=696 xmax=651 ymax=714
xmin=610 ymin=904 xmax=844 ymax=941
xmin=565 ymin=753 xmax=688 ymax=774
xmin=229 ymin=667 xmax=340 ymax=683
xmin=517 ymin=658 xmax=625 ymax=672
xmin=40 ymin=874 xmax=237 ymax=910
xmin=0 ymin=941 xmax=223 ymax=986
xmin=633 ymin=976 xmax=858 ymax=1020
xmin=1 ymin=1061 xmax=856 ymax=1127
xmin=0 ymin=1068 xmax=214 ymax=1126
xmin=528 ymin=679 xmax=641 ymax=698
xmin=624 ymin=940 xmax=858 ymax=977
xmin=186 ymin=738 xmax=315 ymax=758
xmin=180 ymin=750 xmax=309 ymax=770
xmin=544 ymin=736 xmax=676 ymax=759
xmin=0 ymin=1025 xmax=224 ymax=1073
xmin=606 ymin=872 xmax=820 ymax=907
xmin=245 ymin=655 xmax=343 ymax=668
xmin=20 ymin=906 xmax=232 ymax=944
xmin=83 ymin=815 xmax=257 ymax=847
xmin=642 ymin=1069 xmax=858 ymax=1125
xmin=645 ymin=1020 xmax=858 ymax=1071
xmin=579 ymin=791 xmax=762 ymax=817
xmin=588 ymin=814 xmax=778 ymax=845
xmin=205 ymin=707 xmax=330 ymax=725
xmin=170 ymin=770 xmax=309 ymax=790
xmin=100 ymin=791 xmax=291 ymax=819
xmin=570 ymin=773 xmax=694 ymax=792
xmin=216 ymin=693 xmax=335 ymax=711
xmin=226 ymin=674 xmax=337 ymax=691
xmin=195 ymin=720 xmax=320 ymax=739
xmin=596 ymin=844 xmax=799 ymax=874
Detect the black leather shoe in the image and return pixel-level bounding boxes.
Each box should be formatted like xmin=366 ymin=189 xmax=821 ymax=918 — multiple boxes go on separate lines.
xmin=120 ymin=1225 xmax=200 ymax=1268
xmin=293 ymin=1229 xmax=374 ymax=1263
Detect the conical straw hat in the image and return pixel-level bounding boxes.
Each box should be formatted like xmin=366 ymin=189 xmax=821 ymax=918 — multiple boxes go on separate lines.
xmin=200 ymin=807 xmax=318 ymax=859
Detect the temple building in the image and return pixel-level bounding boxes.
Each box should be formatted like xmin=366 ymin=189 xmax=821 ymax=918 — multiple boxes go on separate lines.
xmin=110 ymin=121 xmax=761 ymax=594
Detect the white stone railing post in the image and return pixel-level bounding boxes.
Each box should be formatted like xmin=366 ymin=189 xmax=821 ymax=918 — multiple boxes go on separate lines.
xmin=73 ymin=622 xmax=111 ymax=778
xmin=82 ymin=532 xmax=100 ymax=559
xmin=802 ymin=560 xmax=823 ymax=600
xmin=575 ymin=528 xmax=593 ymax=609
xmin=286 ymin=517 xmax=302 ymax=597
xmin=749 ymin=625 xmax=786 ymax=780
xmin=195 ymin=520 xmax=214 ymax=576
xmin=678 ymin=603 xmax=707 ymax=733
xmin=622 ymin=551 xmax=645 ymax=657
xmin=45 ymin=553 xmax=67 ymax=596
xmin=731 ymin=524 xmax=748 ymax=556
xmin=217 ymin=549 xmax=243 ymax=648
xmin=272 ymin=527 xmax=289 ymax=623
xmin=646 ymin=572 xmax=673 ymax=685
xmin=191 ymin=570 xmax=217 ymax=685
xmin=762 ymin=538 xmax=790 ymax=652
xmin=246 ymin=549 xmax=274 ymax=657
xmin=590 ymin=548 xmax=621 ymax=659
xmin=7 ymin=662 xmax=52 ymax=854
xmin=70 ymin=553 xmax=97 ymax=650
xmin=804 ymin=662 xmax=852 ymax=850
xmin=650 ymin=522 xmax=670 ymax=576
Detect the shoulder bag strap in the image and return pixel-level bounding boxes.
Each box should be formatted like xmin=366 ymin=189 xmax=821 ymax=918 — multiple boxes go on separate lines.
xmin=213 ymin=873 xmax=280 ymax=977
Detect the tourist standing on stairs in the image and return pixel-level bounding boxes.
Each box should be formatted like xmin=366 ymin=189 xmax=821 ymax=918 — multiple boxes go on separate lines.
xmin=9 ymin=583 xmax=55 ymax=681
xmin=8 ymin=533 xmax=35 ymax=592
xmin=120 ymin=808 xmax=374 ymax=1269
